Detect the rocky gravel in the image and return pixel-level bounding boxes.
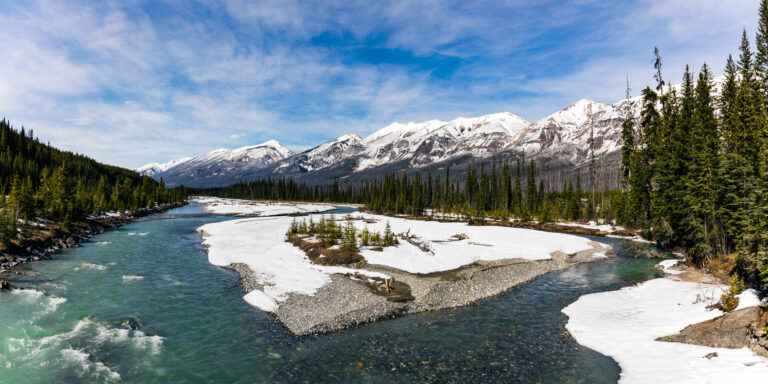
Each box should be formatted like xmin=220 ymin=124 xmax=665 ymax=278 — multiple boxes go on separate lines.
xmin=228 ymin=241 xmax=612 ymax=336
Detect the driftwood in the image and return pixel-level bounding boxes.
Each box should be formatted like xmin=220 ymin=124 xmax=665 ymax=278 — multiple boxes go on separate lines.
xmin=380 ymin=277 xmax=395 ymax=293
xmin=401 ymin=229 xmax=433 ymax=254
xmin=432 ymin=233 xmax=469 ymax=243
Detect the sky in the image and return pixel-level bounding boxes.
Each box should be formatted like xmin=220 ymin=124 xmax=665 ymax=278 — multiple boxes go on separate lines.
xmin=0 ymin=0 xmax=760 ymax=169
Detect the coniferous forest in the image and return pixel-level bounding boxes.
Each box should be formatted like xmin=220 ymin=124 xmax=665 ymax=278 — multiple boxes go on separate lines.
xmin=198 ymin=3 xmax=768 ymax=290
xmin=0 ymin=119 xmax=188 ymax=245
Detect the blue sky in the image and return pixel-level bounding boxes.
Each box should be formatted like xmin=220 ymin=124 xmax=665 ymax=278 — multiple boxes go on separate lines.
xmin=0 ymin=0 xmax=759 ymax=169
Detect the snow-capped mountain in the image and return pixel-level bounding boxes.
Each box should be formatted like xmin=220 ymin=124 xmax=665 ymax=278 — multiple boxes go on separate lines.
xmin=273 ymin=134 xmax=365 ymax=174
xmin=514 ymin=99 xmax=625 ymax=163
xmin=142 ymin=76 xmax=726 ymax=187
xmin=137 ymin=157 xmax=192 ymax=177
xmin=355 ymin=112 xmax=530 ymax=171
xmin=145 ymin=140 xmax=293 ymax=186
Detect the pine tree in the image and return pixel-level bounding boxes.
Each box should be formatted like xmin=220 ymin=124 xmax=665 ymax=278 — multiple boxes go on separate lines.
xmin=621 ymin=78 xmax=635 ymax=190
xmin=512 ymin=158 xmax=522 ymax=217
xmin=685 ymin=64 xmax=720 ymax=262
xmin=342 ymin=215 xmax=357 ymax=250
xmin=361 ymin=226 xmax=370 ymax=246
xmin=383 ymin=221 xmax=397 ymax=246
xmin=502 ymin=162 xmax=511 ymax=212
xmin=526 ymin=160 xmax=537 ymax=218
xmin=631 ymin=87 xmax=660 ymax=229
xmin=756 ymin=0 xmax=768 ymax=88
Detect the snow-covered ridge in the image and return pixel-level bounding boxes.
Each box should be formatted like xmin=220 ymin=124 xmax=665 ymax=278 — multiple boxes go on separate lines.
xmin=140 ymin=140 xmax=293 ymax=184
xmin=140 ymin=76 xmax=726 ymax=186
xmin=137 ymin=157 xmax=192 ymax=177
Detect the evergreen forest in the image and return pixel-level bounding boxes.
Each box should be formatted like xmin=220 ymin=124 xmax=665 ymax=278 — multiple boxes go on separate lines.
xmin=0 ymin=119 xmax=188 ymax=244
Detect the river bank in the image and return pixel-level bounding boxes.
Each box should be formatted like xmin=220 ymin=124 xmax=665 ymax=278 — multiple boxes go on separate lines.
xmin=563 ymin=260 xmax=768 ymax=383
xmin=0 ymin=202 xmax=187 ymax=277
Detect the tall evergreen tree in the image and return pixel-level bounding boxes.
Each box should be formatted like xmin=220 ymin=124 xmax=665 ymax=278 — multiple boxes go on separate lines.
xmin=685 ymin=64 xmax=720 ymax=262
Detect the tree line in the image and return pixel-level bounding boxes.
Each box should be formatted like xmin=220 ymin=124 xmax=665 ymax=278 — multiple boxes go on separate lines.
xmin=194 ymin=157 xmax=618 ymax=224
xmin=0 ymin=119 xmax=188 ymax=243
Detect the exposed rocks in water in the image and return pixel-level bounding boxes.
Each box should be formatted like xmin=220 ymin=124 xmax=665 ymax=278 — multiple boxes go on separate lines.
xmin=0 ymin=202 xmax=186 ymax=274
xmin=228 ymin=241 xmax=612 ymax=336
xmin=658 ymin=306 xmax=768 ymax=358
xmin=0 ymin=279 xmax=10 ymax=290
xmin=120 ymin=317 xmax=144 ymax=331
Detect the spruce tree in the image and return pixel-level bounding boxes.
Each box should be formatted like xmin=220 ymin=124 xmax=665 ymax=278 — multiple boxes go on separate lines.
xmin=685 ymin=65 xmax=720 ymax=262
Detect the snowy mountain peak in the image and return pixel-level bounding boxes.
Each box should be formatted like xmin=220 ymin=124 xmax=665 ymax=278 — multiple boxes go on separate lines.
xmin=137 ymin=157 xmax=192 ymax=177
xmin=334 ymin=134 xmax=362 ymax=143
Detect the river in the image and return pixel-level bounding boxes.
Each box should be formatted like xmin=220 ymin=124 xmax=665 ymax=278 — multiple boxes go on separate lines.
xmin=0 ymin=203 xmax=669 ymax=383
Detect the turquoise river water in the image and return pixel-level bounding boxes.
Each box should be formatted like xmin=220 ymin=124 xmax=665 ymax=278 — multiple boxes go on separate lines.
xmin=0 ymin=203 xmax=670 ymax=383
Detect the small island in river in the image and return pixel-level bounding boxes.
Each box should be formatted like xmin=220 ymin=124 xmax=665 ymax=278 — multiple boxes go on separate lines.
xmin=195 ymin=197 xmax=612 ymax=335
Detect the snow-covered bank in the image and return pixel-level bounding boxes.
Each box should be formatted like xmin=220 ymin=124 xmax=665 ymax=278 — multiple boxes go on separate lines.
xmin=656 ymin=259 xmax=685 ymax=275
xmin=351 ymin=213 xmax=603 ymax=274
xmin=198 ymin=216 xmax=388 ymax=312
xmin=562 ymin=278 xmax=768 ymax=383
xmin=191 ymin=196 xmax=336 ymax=216
xmin=557 ymin=221 xmax=624 ymax=233
xmin=198 ymin=209 xmax=607 ymax=315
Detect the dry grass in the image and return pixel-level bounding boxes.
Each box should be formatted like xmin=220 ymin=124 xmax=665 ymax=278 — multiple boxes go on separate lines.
xmin=703 ymin=253 xmax=738 ymax=281
xmin=286 ymin=235 xmax=364 ymax=266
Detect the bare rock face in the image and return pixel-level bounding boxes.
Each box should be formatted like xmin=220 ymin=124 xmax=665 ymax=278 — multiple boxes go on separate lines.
xmin=657 ymin=307 xmax=757 ymax=348
xmin=658 ymin=306 xmax=768 ymax=357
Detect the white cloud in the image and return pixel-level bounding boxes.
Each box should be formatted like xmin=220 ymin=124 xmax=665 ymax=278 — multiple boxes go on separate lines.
xmin=0 ymin=0 xmax=760 ymax=169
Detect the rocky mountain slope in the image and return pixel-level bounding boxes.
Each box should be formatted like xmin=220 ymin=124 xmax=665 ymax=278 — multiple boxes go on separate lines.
xmin=141 ymin=78 xmax=725 ymax=188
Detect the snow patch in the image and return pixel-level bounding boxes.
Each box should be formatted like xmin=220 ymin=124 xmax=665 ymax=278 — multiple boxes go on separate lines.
xmin=563 ymin=278 xmax=768 ymax=383
xmin=656 ymin=259 xmax=684 ymax=275
xmin=192 ymin=196 xmax=337 ymax=217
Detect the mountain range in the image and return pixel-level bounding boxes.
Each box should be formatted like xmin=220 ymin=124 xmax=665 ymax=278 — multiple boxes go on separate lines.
xmin=140 ymin=78 xmax=722 ymax=188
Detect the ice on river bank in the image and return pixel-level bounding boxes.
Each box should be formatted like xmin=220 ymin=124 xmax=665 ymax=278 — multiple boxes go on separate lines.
xmin=191 ymin=196 xmax=337 ymax=216
xmin=562 ymin=278 xmax=768 ymax=383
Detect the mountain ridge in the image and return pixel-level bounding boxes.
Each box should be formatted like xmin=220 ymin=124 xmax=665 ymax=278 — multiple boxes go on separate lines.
xmin=141 ymin=77 xmax=724 ymax=187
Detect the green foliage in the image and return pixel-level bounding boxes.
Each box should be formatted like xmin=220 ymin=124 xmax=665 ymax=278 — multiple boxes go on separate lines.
xmin=342 ymin=215 xmax=358 ymax=251
xmin=0 ymin=119 xmax=187 ymax=244
xmin=720 ymin=276 xmax=746 ymax=312
xmin=383 ymin=221 xmax=398 ymax=247
xmin=619 ymin=3 xmax=768 ymax=292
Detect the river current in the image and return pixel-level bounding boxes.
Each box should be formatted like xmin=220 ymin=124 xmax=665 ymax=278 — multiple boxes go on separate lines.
xmin=0 ymin=203 xmax=668 ymax=383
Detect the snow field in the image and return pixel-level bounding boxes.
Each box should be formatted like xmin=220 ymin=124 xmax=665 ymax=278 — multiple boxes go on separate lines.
xmin=562 ymin=278 xmax=768 ymax=383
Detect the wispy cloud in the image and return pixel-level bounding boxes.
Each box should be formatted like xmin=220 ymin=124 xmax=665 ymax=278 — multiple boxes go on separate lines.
xmin=0 ymin=0 xmax=759 ymax=168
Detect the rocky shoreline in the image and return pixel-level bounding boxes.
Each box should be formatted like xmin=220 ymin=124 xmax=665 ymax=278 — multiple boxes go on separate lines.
xmin=0 ymin=202 xmax=187 ymax=281
xmin=227 ymin=241 xmax=611 ymax=336
xmin=655 ymin=262 xmax=768 ymax=358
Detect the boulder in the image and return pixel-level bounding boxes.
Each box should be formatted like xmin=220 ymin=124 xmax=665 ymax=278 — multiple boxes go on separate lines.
xmin=657 ymin=307 xmax=757 ymax=349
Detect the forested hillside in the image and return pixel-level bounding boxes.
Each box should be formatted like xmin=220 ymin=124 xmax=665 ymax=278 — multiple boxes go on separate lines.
xmin=0 ymin=119 xmax=187 ymax=244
